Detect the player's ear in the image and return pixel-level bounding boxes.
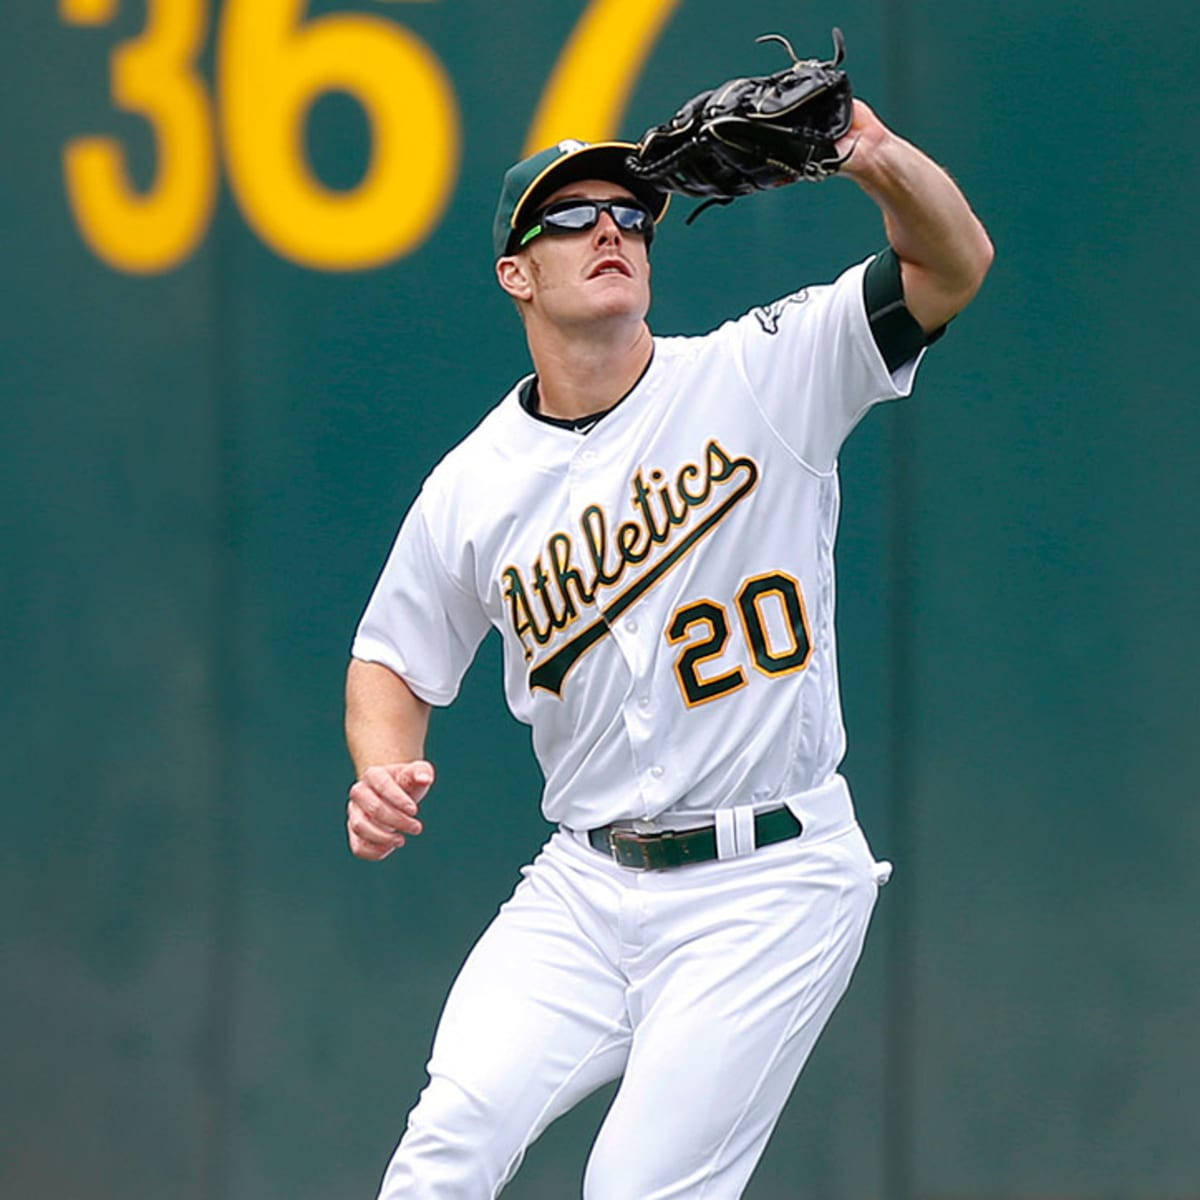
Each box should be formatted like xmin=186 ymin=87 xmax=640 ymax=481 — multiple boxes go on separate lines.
xmin=496 ymin=254 xmax=534 ymax=303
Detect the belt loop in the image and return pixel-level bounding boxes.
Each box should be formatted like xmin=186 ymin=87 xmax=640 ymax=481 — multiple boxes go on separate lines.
xmin=733 ymin=805 xmax=756 ymax=855
xmin=714 ymin=810 xmax=737 ymax=860
xmin=716 ymin=806 xmax=758 ymax=860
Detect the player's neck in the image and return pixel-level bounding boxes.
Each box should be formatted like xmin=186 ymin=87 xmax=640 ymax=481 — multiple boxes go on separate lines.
xmin=528 ymin=322 xmax=653 ymax=421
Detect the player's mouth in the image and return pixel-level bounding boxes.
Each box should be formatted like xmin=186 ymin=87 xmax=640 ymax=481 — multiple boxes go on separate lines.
xmin=588 ymin=257 xmax=632 ymax=279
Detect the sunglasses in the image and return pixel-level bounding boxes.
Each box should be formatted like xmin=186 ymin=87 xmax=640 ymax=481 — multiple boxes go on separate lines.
xmin=519 ymin=198 xmax=655 ymax=248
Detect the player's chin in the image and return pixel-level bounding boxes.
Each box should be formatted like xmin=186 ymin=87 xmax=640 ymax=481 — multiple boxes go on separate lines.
xmin=582 ymin=280 xmax=649 ymax=319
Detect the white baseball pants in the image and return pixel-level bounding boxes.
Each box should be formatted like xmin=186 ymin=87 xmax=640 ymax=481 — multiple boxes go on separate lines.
xmin=376 ymin=775 xmax=887 ymax=1199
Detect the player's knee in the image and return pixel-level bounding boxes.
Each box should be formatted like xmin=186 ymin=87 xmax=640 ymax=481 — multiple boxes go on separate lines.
xmin=582 ymin=1143 xmax=625 ymax=1200
xmin=583 ymin=1153 xmax=690 ymax=1200
xmin=583 ymin=1124 xmax=679 ymax=1200
xmin=378 ymin=1074 xmax=528 ymax=1198
xmin=380 ymin=1123 xmax=508 ymax=1200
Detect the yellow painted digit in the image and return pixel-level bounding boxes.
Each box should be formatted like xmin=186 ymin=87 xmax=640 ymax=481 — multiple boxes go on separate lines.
xmin=218 ymin=0 xmax=460 ymax=271
xmin=523 ymin=0 xmax=682 ymax=155
xmin=62 ymin=0 xmax=217 ymax=274
xmin=59 ymin=0 xmax=118 ymax=26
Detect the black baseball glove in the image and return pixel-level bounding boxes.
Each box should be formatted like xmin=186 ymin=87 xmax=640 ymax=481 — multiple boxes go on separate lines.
xmin=626 ymin=28 xmax=855 ymax=221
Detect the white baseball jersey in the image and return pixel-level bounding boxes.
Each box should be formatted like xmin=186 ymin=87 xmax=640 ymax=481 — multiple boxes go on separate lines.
xmin=352 ymin=256 xmax=924 ymax=831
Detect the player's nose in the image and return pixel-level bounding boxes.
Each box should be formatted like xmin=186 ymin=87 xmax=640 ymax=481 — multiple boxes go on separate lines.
xmin=593 ymin=212 xmax=622 ymax=245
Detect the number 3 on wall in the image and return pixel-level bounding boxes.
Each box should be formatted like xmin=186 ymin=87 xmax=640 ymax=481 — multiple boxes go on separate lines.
xmin=60 ymin=0 xmax=681 ymax=274
xmin=61 ymin=0 xmax=217 ymax=274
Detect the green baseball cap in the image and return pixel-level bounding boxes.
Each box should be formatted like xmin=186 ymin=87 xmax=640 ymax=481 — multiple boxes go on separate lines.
xmin=492 ymin=139 xmax=670 ymax=260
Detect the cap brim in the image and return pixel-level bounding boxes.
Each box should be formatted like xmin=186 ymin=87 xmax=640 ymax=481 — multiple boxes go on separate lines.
xmin=505 ymin=142 xmax=669 ymax=256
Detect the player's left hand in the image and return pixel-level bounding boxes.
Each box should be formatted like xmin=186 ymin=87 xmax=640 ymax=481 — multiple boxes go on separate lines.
xmin=834 ymin=100 xmax=894 ymax=180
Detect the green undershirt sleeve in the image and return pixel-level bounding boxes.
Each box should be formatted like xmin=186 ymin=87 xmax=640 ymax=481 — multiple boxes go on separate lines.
xmin=863 ymin=246 xmax=947 ymax=373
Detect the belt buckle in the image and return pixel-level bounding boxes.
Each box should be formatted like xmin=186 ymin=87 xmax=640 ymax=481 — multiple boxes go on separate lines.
xmin=609 ymin=828 xmax=675 ymax=871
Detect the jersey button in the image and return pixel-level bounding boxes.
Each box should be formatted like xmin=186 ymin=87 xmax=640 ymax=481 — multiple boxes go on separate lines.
xmin=649 ymin=764 xmax=665 ymax=779
xmin=638 ymin=695 xmax=651 ymax=710
xmin=624 ymin=618 xmax=638 ymax=633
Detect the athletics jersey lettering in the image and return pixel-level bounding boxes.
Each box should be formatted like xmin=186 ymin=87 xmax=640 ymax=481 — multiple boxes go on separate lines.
xmin=500 ymin=439 xmax=760 ymax=697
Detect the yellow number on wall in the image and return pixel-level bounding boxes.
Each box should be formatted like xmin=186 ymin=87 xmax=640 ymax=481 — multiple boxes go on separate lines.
xmin=523 ymin=0 xmax=682 ymax=155
xmin=61 ymin=0 xmax=217 ymax=274
xmin=218 ymin=0 xmax=460 ymax=271
xmin=61 ymin=1 xmax=672 ymax=274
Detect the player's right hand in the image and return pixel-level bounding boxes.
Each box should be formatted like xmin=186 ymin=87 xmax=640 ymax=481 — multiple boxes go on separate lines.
xmin=346 ymin=761 xmax=435 ymax=861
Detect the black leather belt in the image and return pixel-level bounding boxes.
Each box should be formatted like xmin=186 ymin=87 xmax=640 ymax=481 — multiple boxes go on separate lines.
xmin=587 ymin=808 xmax=802 ymax=871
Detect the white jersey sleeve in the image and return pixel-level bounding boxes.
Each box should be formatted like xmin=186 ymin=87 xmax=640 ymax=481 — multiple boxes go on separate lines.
xmin=351 ymin=487 xmax=491 ymax=707
xmin=725 ymin=256 xmax=924 ymax=472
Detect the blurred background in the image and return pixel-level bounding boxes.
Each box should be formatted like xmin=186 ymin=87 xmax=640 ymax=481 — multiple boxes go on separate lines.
xmin=3 ymin=0 xmax=1196 ymax=1197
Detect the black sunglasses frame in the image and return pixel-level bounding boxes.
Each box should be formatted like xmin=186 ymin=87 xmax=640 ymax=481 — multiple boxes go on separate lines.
xmin=518 ymin=198 xmax=655 ymax=249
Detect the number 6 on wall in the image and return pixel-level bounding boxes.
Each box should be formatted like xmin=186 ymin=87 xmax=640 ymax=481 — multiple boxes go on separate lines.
xmin=218 ymin=0 xmax=459 ymax=270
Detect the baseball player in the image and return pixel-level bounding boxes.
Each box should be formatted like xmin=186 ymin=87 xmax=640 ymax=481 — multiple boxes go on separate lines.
xmin=346 ymin=96 xmax=992 ymax=1197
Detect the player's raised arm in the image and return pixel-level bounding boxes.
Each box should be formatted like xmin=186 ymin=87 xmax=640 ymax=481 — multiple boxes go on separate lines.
xmin=835 ymin=99 xmax=994 ymax=333
xmin=624 ymin=28 xmax=991 ymax=334
xmin=344 ymin=658 xmax=434 ymax=861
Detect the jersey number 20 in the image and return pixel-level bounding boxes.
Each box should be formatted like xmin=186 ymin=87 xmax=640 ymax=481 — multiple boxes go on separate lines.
xmin=666 ymin=570 xmax=812 ymax=708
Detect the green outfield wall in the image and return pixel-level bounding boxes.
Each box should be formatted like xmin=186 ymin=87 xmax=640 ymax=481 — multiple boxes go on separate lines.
xmin=3 ymin=1 xmax=1197 ymax=1196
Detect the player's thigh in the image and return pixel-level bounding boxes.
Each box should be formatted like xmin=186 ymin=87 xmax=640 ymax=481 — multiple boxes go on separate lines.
xmin=585 ymin=826 xmax=881 ymax=1200
xmin=383 ymin=846 xmax=631 ymax=1195
xmin=427 ymin=862 xmax=631 ymax=1116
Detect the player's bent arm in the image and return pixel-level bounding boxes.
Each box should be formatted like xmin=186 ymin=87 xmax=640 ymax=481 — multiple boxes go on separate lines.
xmin=837 ymin=100 xmax=994 ymax=333
xmin=344 ymin=658 xmax=435 ymax=862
